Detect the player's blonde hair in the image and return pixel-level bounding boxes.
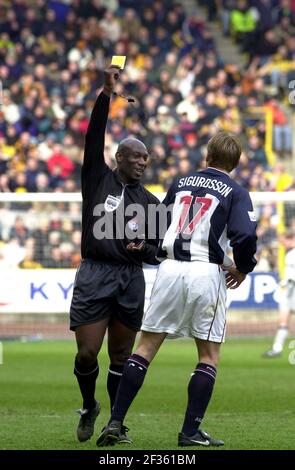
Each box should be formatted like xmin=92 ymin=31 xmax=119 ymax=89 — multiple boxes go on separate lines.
xmin=207 ymin=131 xmax=241 ymax=172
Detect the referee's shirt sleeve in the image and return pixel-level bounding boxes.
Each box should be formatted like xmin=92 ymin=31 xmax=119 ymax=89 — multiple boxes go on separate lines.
xmin=142 ymin=193 xmax=161 ymax=265
xmin=81 ymin=91 xmax=110 ymax=198
xmin=227 ymin=188 xmax=257 ymax=274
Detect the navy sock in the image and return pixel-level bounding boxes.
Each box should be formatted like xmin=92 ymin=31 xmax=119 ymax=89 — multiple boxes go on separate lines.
xmin=181 ymin=362 xmax=217 ymax=436
xmin=74 ymin=356 xmax=99 ymax=410
xmin=107 ymin=364 xmax=124 ymax=412
xmin=111 ymin=354 xmax=149 ymax=423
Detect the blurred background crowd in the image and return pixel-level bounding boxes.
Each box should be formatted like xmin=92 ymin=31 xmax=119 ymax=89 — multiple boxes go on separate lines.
xmin=0 ymin=0 xmax=294 ymax=270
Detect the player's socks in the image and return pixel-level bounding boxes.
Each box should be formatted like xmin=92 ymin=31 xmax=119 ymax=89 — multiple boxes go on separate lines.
xmin=107 ymin=364 xmax=124 ymax=411
xmin=273 ymin=326 xmax=288 ymax=353
xmin=74 ymin=355 xmax=99 ymax=410
xmin=181 ymin=363 xmax=217 ymax=436
xmin=110 ymin=354 xmax=149 ymax=423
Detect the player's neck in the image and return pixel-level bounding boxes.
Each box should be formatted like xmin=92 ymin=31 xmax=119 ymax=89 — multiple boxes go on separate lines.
xmin=206 ymin=166 xmax=230 ymax=175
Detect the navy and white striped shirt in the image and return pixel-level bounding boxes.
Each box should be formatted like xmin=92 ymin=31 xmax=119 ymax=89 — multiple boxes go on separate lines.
xmin=157 ymin=167 xmax=257 ymax=274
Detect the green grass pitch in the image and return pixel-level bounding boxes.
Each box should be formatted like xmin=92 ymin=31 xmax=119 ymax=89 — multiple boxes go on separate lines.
xmin=1 ymin=338 xmax=295 ymax=450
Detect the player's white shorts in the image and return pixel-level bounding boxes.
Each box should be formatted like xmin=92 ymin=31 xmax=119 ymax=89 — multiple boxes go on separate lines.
xmin=279 ymin=281 xmax=295 ymax=312
xmin=142 ymin=259 xmax=227 ymax=342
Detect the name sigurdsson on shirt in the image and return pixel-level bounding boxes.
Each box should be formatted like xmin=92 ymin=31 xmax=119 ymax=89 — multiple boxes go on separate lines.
xmin=178 ymin=176 xmax=233 ymax=197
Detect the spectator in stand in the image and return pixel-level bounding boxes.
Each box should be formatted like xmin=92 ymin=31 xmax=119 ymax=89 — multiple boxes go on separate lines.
xmin=47 ymin=144 xmax=75 ymax=180
xmin=230 ymin=0 xmax=257 ymax=52
xmin=9 ymin=216 xmax=30 ymax=245
xmin=246 ymin=134 xmax=268 ymax=168
xmin=265 ymin=99 xmax=292 ymax=157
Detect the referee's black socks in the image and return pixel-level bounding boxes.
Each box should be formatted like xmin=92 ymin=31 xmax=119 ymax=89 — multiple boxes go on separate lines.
xmin=74 ymin=355 xmax=99 ymax=410
xmin=110 ymin=354 xmax=149 ymax=423
xmin=181 ymin=362 xmax=217 ymax=436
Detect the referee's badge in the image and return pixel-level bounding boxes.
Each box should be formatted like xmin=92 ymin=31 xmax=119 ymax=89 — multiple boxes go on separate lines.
xmin=104 ymin=194 xmax=122 ymax=212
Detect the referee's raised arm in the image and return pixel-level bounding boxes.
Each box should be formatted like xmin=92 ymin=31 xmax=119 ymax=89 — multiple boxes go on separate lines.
xmin=81 ymin=66 xmax=120 ymax=198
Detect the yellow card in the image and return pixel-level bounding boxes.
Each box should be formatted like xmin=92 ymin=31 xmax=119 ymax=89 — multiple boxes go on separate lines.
xmin=111 ymin=55 xmax=126 ymax=69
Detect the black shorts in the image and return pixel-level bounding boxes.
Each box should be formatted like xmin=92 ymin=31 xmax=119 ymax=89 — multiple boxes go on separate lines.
xmin=70 ymin=259 xmax=145 ymax=332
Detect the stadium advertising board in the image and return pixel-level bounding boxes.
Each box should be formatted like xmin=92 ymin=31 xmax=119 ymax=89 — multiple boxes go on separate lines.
xmin=0 ymin=269 xmax=280 ymax=313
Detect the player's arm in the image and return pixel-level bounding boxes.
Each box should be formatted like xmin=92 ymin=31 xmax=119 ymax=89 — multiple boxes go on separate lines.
xmin=223 ymin=265 xmax=246 ymax=289
xmin=141 ymin=244 xmax=159 ymax=265
xmin=227 ymin=189 xmax=257 ymax=278
xmin=154 ymin=182 xmax=176 ymax=261
xmin=81 ymin=66 xmax=120 ymax=197
xmin=284 ymin=250 xmax=295 ymax=283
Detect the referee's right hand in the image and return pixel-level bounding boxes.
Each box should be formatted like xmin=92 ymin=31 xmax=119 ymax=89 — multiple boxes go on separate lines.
xmin=103 ymin=66 xmax=120 ymax=95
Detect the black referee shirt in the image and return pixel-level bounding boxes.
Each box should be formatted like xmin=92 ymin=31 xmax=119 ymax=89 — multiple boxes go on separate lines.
xmin=81 ymin=91 xmax=159 ymax=266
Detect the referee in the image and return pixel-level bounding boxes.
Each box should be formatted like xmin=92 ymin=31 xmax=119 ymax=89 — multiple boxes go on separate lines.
xmin=70 ymin=66 xmax=159 ymax=444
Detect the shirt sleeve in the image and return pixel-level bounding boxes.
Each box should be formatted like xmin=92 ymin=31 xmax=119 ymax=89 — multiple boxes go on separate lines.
xmin=141 ymin=242 xmax=160 ymax=265
xmin=141 ymin=193 xmax=161 ymax=265
xmin=162 ymin=182 xmax=175 ymax=207
xmin=155 ymin=183 xmax=175 ymax=261
xmin=81 ymin=91 xmax=110 ymax=199
xmin=227 ymin=189 xmax=257 ymax=274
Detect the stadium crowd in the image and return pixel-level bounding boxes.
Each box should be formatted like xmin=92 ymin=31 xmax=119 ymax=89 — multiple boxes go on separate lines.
xmin=0 ymin=0 xmax=294 ymax=269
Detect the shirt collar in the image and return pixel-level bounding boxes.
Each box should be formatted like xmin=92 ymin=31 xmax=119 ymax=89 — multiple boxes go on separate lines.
xmin=201 ymin=167 xmax=231 ymax=177
xmin=113 ymin=169 xmax=141 ymax=187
